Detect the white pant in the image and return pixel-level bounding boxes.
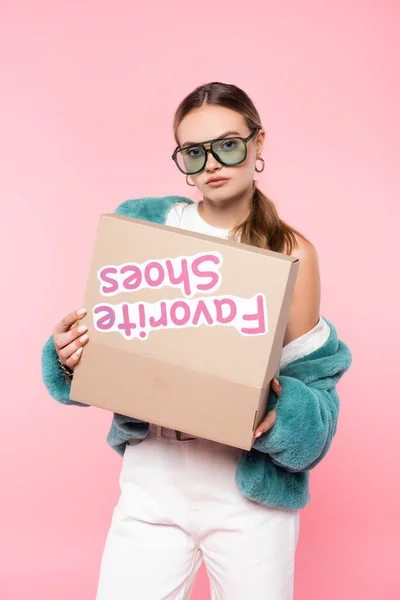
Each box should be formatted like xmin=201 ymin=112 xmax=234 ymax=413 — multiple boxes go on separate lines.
xmin=96 ymin=425 xmax=300 ymax=600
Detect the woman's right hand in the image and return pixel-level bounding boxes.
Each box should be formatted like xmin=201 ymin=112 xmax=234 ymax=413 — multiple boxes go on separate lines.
xmin=53 ymin=308 xmax=89 ymax=371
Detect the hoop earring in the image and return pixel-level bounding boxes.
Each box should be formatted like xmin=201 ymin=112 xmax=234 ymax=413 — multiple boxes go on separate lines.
xmin=186 ymin=175 xmax=196 ymax=187
xmin=255 ymin=157 xmax=265 ymax=173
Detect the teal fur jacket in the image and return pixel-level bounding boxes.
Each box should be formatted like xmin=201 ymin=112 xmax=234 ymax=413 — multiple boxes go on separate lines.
xmin=41 ymin=196 xmax=352 ymax=511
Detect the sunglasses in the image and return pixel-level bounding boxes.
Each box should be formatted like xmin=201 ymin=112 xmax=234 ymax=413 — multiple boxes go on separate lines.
xmin=172 ymin=126 xmax=261 ymax=175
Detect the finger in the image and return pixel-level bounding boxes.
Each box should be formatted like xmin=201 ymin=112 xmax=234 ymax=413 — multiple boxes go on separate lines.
xmin=53 ymin=308 xmax=87 ymax=337
xmin=272 ymin=377 xmax=281 ymax=388
xmin=64 ymin=346 xmax=84 ymax=370
xmin=255 ymin=409 xmax=277 ymax=438
xmin=57 ymin=331 xmax=89 ymax=363
xmin=54 ymin=322 xmax=89 ymax=353
xmin=271 ymin=378 xmax=282 ymax=397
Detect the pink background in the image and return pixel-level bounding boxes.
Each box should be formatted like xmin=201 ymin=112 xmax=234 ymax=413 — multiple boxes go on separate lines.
xmin=1 ymin=1 xmax=399 ymax=598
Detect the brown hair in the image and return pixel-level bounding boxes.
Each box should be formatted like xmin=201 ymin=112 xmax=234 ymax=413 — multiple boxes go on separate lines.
xmin=173 ymin=82 xmax=307 ymax=255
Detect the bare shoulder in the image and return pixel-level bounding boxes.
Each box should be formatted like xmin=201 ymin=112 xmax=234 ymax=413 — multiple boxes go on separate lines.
xmin=283 ymin=233 xmax=321 ymax=345
xmin=290 ymin=232 xmax=318 ymax=261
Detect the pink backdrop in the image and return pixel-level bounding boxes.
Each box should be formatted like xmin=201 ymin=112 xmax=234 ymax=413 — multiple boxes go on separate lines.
xmin=1 ymin=1 xmax=399 ymax=598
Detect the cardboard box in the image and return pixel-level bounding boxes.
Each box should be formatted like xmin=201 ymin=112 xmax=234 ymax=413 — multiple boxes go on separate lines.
xmin=70 ymin=213 xmax=299 ymax=450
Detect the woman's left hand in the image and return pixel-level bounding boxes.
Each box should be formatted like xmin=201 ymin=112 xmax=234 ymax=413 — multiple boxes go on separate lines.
xmin=254 ymin=378 xmax=282 ymax=439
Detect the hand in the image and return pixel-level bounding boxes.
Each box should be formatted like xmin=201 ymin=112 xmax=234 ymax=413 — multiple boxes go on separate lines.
xmin=53 ymin=308 xmax=89 ymax=371
xmin=254 ymin=377 xmax=283 ymax=439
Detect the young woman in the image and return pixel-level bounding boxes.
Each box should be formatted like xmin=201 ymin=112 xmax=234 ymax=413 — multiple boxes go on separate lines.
xmin=42 ymin=82 xmax=352 ymax=600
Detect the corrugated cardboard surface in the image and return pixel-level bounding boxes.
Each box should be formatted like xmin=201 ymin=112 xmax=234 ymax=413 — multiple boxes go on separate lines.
xmin=70 ymin=214 xmax=299 ymax=450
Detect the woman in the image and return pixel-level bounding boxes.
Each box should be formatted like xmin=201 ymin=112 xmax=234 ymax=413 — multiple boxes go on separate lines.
xmin=41 ymin=82 xmax=352 ymax=600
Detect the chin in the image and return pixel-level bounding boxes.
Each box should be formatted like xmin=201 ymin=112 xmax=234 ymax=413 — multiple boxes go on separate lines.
xmin=202 ymin=190 xmax=233 ymax=204
xmin=210 ymin=186 xmax=245 ymax=202
xmin=202 ymin=182 xmax=235 ymax=196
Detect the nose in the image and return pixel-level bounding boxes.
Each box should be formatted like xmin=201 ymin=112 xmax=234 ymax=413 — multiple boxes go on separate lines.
xmin=204 ymin=147 xmax=222 ymax=172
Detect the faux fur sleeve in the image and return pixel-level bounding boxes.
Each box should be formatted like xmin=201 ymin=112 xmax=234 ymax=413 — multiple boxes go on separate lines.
xmin=41 ymin=334 xmax=89 ymax=406
xmin=253 ymin=321 xmax=352 ymax=472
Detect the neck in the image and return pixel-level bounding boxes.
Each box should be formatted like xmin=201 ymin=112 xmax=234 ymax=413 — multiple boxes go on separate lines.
xmin=199 ymin=184 xmax=254 ymax=229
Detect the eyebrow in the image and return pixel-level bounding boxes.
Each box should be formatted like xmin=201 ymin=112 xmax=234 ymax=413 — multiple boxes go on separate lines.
xmin=181 ymin=130 xmax=242 ymax=148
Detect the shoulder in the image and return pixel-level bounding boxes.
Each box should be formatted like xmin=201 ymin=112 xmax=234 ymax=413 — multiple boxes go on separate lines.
xmin=283 ymin=233 xmax=321 ymax=345
xmin=165 ymin=200 xmax=193 ymax=227
xmin=114 ymin=196 xmax=193 ymax=225
xmin=290 ymin=232 xmax=319 ymax=263
xmin=290 ymin=233 xmax=320 ymax=286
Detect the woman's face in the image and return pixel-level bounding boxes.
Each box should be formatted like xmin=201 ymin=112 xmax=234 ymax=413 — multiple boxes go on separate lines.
xmin=175 ymin=105 xmax=265 ymax=202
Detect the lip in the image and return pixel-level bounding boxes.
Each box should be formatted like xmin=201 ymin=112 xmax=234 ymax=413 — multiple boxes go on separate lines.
xmin=206 ymin=177 xmax=229 ymax=187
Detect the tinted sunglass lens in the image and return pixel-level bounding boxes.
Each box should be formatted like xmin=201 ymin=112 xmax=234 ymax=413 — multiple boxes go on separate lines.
xmin=213 ymin=138 xmax=246 ymax=165
xmin=176 ymin=145 xmax=205 ymax=174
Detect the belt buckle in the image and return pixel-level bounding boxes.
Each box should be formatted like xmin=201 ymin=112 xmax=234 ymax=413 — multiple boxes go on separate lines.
xmin=175 ymin=430 xmax=197 ymax=442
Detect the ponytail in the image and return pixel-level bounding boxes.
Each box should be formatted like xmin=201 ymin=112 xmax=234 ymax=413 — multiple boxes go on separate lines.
xmin=230 ymin=185 xmax=307 ymax=255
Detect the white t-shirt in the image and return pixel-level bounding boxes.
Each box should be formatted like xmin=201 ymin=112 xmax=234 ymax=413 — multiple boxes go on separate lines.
xmin=166 ymin=201 xmax=231 ymax=240
xmin=165 ymin=201 xmax=330 ymax=368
